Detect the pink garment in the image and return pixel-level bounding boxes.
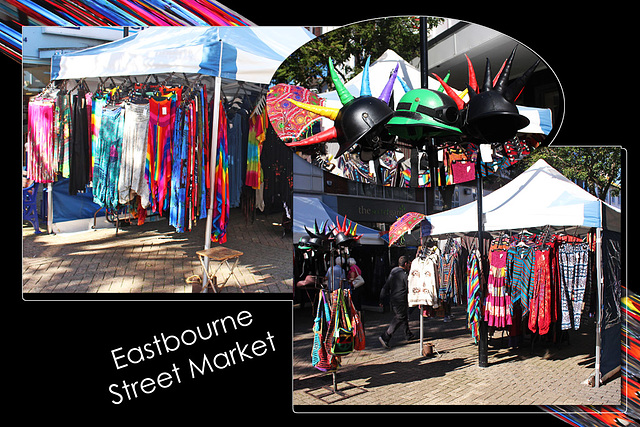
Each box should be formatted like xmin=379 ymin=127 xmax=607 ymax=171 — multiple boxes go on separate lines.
xmin=484 ymin=248 xmax=512 ymax=328
xmin=451 ymin=161 xmax=475 ymax=184
xmin=27 ymin=99 xmax=57 ymax=183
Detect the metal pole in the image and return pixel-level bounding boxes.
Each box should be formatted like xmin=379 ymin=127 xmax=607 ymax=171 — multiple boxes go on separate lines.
xmin=477 ymin=159 xmax=488 ymax=367
xmin=418 ymin=16 xmax=429 ymax=353
xmin=202 ymin=73 xmax=222 ymax=292
xmin=595 ymin=226 xmax=603 ymax=387
xmin=47 ymin=183 xmax=53 ymax=234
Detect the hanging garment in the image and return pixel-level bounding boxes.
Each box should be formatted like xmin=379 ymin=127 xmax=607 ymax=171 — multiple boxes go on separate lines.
xmin=55 ymin=91 xmax=71 ymax=178
xmin=451 ymin=161 xmax=476 ymax=184
xmin=558 ymin=242 xmax=590 ymax=330
xmin=439 ymin=240 xmax=462 ymax=304
xmin=227 ymin=109 xmax=245 ymax=208
xmin=118 ymin=101 xmax=151 ymax=208
xmin=147 ymin=95 xmax=174 ymax=214
xmin=91 ymin=93 xmax=109 ymax=180
xmin=211 ymin=102 xmax=229 ymax=244
xmin=170 ymin=105 xmax=188 ymax=232
xmin=26 ymin=98 xmax=57 ymax=183
xmin=467 ymin=249 xmax=483 ymax=344
xmin=245 ymin=109 xmax=267 ymax=189
xmin=528 ymin=244 xmax=559 ymax=335
xmin=506 ymin=244 xmax=536 ymax=316
xmin=93 ymin=105 xmax=125 ymax=211
xmin=408 ymin=251 xmax=440 ymax=308
xmin=68 ymin=89 xmax=92 ymax=195
xmin=484 ymin=246 xmax=512 ymax=328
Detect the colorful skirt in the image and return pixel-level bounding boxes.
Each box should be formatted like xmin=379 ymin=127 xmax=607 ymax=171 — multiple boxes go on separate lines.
xmin=484 ymin=249 xmax=512 ymax=328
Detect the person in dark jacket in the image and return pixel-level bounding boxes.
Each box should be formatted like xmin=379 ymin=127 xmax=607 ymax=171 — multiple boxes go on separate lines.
xmin=378 ymin=255 xmax=415 ymax=348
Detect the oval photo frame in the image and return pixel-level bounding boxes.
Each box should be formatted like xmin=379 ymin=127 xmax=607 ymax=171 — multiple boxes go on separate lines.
xmin=267 ymin=16 xmax=563 ymax=188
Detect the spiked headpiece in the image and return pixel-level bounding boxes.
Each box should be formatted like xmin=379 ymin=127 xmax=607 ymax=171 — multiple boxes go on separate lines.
xmin=286 ymin=57 xmax=399 ymax=160
xmin=463 ymin=46 xmax=540 ymax=142
xmin=331 ymin=216 xmax=362 ymax=247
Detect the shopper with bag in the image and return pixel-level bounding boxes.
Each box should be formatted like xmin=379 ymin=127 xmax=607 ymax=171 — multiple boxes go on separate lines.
xmin=347 ymin=257 xmax=364 ymax=312
xmin=378 ymin=255 xmax=416 ymax=348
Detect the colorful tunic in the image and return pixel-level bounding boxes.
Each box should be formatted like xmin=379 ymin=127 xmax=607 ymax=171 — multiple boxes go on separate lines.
xmin=484 ymin=247 xmax=512 ymax=328
xmin=558 ymin=242 xmax=590 ymax=330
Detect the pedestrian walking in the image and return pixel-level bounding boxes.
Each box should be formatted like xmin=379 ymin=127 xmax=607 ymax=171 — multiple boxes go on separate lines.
xmin=378 ymin=255 xmax=415 ymax=348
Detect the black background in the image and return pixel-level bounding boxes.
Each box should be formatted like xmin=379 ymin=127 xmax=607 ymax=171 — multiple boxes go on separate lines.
xmin=12 ymin=3 xmax=629 ymax=424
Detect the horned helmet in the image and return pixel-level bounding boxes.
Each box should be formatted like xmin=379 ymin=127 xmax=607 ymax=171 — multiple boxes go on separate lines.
xmin=461 ymin=45 xmax=540 ymax=143
xmin=286 ymin=57 xmax=398 ymax=161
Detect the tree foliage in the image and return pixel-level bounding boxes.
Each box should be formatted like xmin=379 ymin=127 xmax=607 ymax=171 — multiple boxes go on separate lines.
xmin=513 ymin=146 xmax=621 ymax=201
xmin=272 ymin=17 xmax=443 ymax=89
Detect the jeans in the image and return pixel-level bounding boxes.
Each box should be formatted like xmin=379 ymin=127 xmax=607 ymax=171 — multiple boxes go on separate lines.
xmin=382 ymin=303 xmax=414 ymax=342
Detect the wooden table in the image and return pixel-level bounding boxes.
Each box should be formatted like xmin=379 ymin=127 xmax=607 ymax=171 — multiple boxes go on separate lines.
xmin=196 ymin=246 xmax=244 ymax=293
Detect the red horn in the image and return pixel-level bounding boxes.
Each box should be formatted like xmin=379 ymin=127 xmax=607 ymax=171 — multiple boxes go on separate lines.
xmin=285 ymin=127 xmax=338 ymax=147
xmin=431 ymin=73 xmax=465 ymax=110
xmin=465 ymin=54 xmax=478 ymax=93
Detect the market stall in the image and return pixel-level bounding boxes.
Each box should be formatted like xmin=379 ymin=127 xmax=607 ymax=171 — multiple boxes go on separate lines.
xmin=412 ymin=159 xmax=621 ymax=386
xmin=26 ymin=26 xmax=314 ymax=289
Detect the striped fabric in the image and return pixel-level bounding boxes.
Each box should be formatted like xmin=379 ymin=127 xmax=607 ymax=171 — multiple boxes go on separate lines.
xmin=211 ymin=102 xmax=229 ymax=244
xmin=558 ymin=242 xmax=591 ymax=330
xmin=506 ymin=245 xmax=535 ymax=315
xmin=467 ymin=250 xmax=482 ymax=343
xmin=484 ymin=247 xmax=512 ymax=328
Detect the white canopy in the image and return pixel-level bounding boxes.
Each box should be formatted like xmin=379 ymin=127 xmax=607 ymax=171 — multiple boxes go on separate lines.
xmin=293 ymin=195 xmax=386 ymax=246
xmin=422 ymin=159 xmax=620 ymax=236
xmin=51 ymin=26 xmax=315 ymax=84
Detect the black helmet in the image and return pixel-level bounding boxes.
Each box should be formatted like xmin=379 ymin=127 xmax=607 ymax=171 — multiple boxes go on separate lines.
xmin=464 ymin=46 xmax=540 ymax=143
xmin=334 ymin=96 xmax=395 ymax=158
xmin=464 ymin=90 xmax=529 ymax=142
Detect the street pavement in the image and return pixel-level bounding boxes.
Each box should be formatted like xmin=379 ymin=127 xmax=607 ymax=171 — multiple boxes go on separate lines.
xmin=293 ymin=303 xmax=622 ymax=408
xmin=22 ymin=210 xmax=623 ymax=412
xmin=22 ymin=207 xmax=293 ymax=294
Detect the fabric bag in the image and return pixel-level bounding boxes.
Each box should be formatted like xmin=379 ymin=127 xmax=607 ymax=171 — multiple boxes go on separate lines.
xmin=348 ymin=292 xmax=366 ymax=350
xmin=331 ymin=289 xmax=354 ymax=355
xmin=352 ymin=274 xmax=365 ymax=288
xmin=312 ymin=291 xmax=339 ymax=371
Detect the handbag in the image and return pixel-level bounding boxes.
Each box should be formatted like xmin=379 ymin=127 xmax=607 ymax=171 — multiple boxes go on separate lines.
xmin=331 ymin=289 xmax=354 ymax=355
xmin=352 ymin=274 xmax=365 ymax=288
xmin=348 ymin=292 xmax=366 ymax=350
xmin=312 ymin=291 xmax=339 ymax=371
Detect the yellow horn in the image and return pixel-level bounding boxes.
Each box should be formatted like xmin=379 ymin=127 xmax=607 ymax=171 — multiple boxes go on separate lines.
xmin=290 ymin=99 xmax=339 ymax=121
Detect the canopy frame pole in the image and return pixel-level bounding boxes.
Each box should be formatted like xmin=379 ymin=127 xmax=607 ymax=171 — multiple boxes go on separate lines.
xmin=47 ymin=183 xmax=53 ymax=234
xmin=202 ymin=50 xmax=223 ymax=292
xmin=594 ymin=225 xmax=603 ymax=387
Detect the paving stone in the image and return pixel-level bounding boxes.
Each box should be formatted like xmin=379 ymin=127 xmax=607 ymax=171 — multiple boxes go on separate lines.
xmin=293 ymin=304 xmax=621 ymax=408
xmin=22 ymin=208 xmax=293 ymax=294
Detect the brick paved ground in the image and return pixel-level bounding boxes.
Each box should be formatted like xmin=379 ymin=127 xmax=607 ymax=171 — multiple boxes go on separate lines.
xmin=293 ymin=304 xmax=622 ymax=408
xmin=22 ymin=207 xmax=293 ymax=293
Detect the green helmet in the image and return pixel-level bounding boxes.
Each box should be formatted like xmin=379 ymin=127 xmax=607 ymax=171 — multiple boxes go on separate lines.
xmin=387 ymin=88 xmax=462 ymax=141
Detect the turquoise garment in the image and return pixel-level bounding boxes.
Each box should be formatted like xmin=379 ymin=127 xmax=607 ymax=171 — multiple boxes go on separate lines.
xmin=93 ymin=105 xmax=124 ymax=211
